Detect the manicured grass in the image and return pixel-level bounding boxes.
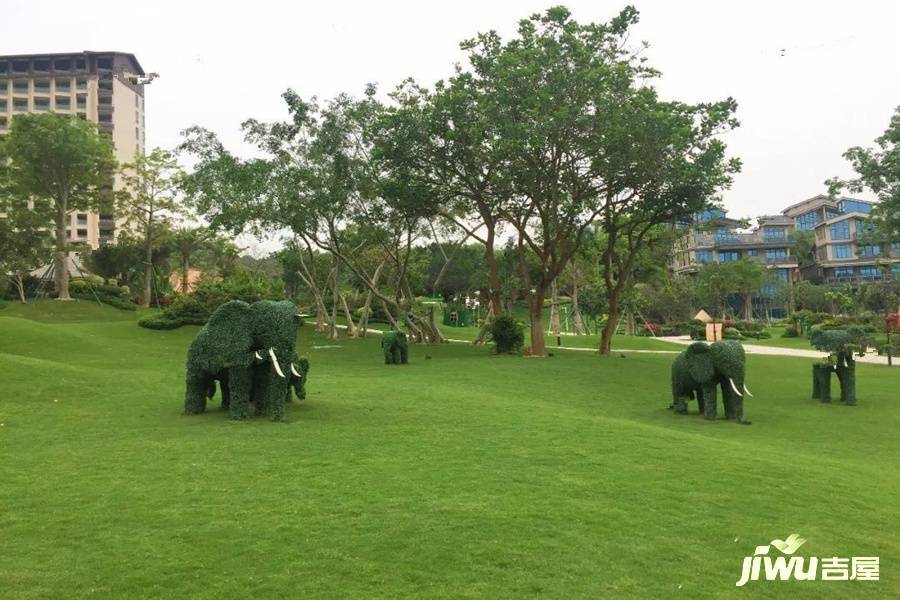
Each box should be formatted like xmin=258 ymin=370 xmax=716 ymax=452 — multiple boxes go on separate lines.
xmin=1 ymin=301 xmax=898 ymax=598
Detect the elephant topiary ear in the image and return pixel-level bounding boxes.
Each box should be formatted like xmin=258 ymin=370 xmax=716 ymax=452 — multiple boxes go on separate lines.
xmin=685 ymin=342 xmax=715 ymax=382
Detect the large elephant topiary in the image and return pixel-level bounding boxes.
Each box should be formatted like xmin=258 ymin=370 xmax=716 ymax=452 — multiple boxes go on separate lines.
xmin=670 ymin=340 xmax=754 ymax=424
xmin=382 ymin=330 xmax=409 ymax=364
xmin=210 ymin=353 xmax=309 ymax=412
xmin=185 ymin=299 xmax=301 ymax=420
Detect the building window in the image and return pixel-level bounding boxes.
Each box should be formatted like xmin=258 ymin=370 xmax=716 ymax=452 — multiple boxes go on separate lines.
xmin=54 ymin=58 xmax=72 ymax=72
xmin=0 ymin=116 xmax=7 ymax=130
xmin=718 ymin=251 xmax=739 ymax=262
xmin=98 ymin=94 xmax=112 ymax=106
xmin=13 ymin=98 xmax=28 ymax=112
xmin=13 ymin=80 xmax=28 ymax=94
xmin=76 ymin=228 xmax=88 ymax=238
xmin=825 ymin=208 xmax=841 ymax=220
xmin=796 ymin=211 xmax=817 ymax=230
xmin=763 ymin=227 xmax=786 ymax=240
xmin=833 ymin=267 xmax=854 ymax=279
xmin=829 ymin=220 xmax=850 ymax=241
xmin=0 ymin=98 xmax=6 ymax=112
xmin=75 ymin=58 xmax=86 ymax=71
xmin=11 ymin=60 xmax=29 ymax=74
xmin=76 ymin=213 xmax=88 ymax=225
xmin=0 ymin=61 xmax=7 ymax=74
xmin=33 ymin=59 xmax=51 ymax=72
xmin=766 ymin=248 xmax=788 ymax=261
xmin=55 ymin=78 xmax=71 ymax=92
xmin=99 ymin=79 xmax=113 ymax=93
xmin=0 ymin=81 xmax=7 ymax=95
xmin=76 ymin=95 xmax=87 ymax=109
xmin=77 ymin=112 xmax=87 ymax=120
xmin=832 ymin=244 xmax=853 ymax=259
xmin=840 ymin=199 xmax=872 ymax=214
xmin=34 ymin=97 xmax=50 ymax=111
xmin=695 ymin=250 xmax=713 ymax=264
xmin=98 ymin=112 xmax=113 ymax=124
xmin=776 ymin=268 xmax=790 ymax=281
xmin=860 ymin=266 xmax=881 ymax=280
xmin=746 ymin=249 xmax=757 ymax=256
xmin=76 ymin=78 xmax=87 ymax=90
xmin=34 ymin=80 xmax=50 ymax=94
xmin=96 ymin=57 xmax=113 ymax=70
xmin=858 ymin=244 xmax=881 ymax=257
xmin=54 ymin=96 xmax=70 ymax=110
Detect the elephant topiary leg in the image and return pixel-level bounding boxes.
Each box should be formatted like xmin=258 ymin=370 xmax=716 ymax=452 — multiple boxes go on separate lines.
xmin=836 ymin=364 xmax=856 ymax=405
xmin=227 ymin=366 xmax=253 ymax=420
xmin=696 ymin=388 xmax=705 ymax=415
xmin=220 ymin=374 xmax=231 ymax=410
xmin=266 ymin=377 xmax=290 ymax=421
xmin=399 ymin=344 xmax=408 ymax=364
xmin=815 ymin=366 xmax=833 ymax=402
xmin=185 ymin=369 xmax=210 ymax=415
xmin=702 ymin=382 xmax=718 ymax=420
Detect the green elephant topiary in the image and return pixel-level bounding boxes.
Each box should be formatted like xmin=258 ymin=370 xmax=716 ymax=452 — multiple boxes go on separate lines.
xmin=185 ymin=299 xmax=301 ymax=421
xmin=209 ymin=353 xmax=308 ymax=412
xmin=670 ymin=340 xmax=753 ymax=424
xmin=809 ymin=327 xmax=867 ymax=405
xmin=381 ymin=330 xmax=409 ymax=364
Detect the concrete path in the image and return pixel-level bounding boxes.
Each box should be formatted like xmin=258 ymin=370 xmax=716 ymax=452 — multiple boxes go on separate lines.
xmin=653 ymin=336 xmax=899 ymax=367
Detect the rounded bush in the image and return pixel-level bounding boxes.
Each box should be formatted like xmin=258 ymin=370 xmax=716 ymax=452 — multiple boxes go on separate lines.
xmin=487 ymin=314 xmax=524 ymax=354
xmin=138 ymin=313 xmax=185 ymax=330
xmin=722 ymin=327 xmax=744 ymax=340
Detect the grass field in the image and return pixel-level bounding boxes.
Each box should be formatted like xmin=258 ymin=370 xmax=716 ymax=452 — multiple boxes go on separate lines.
xmin=1 ymin=300 xmax=898 ymax=598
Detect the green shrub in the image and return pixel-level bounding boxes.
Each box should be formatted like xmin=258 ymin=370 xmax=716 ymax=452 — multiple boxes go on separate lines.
xmin=0 ymin=299 xmax=7 ymax=310
xmin=138 ymin=313 xmax=185 ymax=330
xmin=722 ymin=327 xmax=744 ymax=340
xmin=70 ymin=280 xmax=137 ymax=311
xmin=782 ymin=324 xmax=800 ymax=338
xmin=165 ymin=294 xmax=210 ymax=325
xmin=487 ymin=314 xmax=524 ymax=354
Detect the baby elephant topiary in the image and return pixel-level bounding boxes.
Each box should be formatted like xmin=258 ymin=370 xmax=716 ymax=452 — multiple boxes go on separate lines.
xmin=382 ymin=330 xmax=409 ymax=364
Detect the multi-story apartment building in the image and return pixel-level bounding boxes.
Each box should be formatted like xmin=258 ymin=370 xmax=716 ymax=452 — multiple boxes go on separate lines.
xmin=671 ymin=195 xmax=900 ymax=315
xmin=0 ymin=51 xmax=147 ymax=248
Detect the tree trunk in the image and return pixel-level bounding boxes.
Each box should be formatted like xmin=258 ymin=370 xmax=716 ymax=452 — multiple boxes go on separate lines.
xmin=14 ymin=273 xmax=26 ymax=303
xmin=626 ymin=309 xmax=636 ymax=336
xmin=528 ymin=289 xmax=547 ymax=356
xmin=181 ymin=255 xmax=190 ymax=295
xmin=340 ymin=293 xmax=357 ymax=338
xmin=54 ymin=203 xmax=71 ymax=301
xmin=359 ymin=260 xmax=385 ymax=338
xmin=142 ymin=239 xmax=153 ymax=308
xmin=329 ymin=262 xmax=339 ymax=340
xmin=549 ymin=281 xmax=561 ymax=337
xmin=743 ymin=292 xmax=752 ymax=321
xmin=474 ymin=233 xmax=503 ymax=344
xmin=600 ymin=293 xmax=622 ymax=355
xmin=571 ymin=270 xmax=586 ymax=335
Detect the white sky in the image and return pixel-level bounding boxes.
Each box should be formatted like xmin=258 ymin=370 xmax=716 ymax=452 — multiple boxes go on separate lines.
xmin=4 ymin=0 xmax=899 ymax=229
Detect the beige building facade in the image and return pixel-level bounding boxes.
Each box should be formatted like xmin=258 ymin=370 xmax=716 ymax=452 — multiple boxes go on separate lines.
xmin=0 ymin=51 xmax=146 ymax=248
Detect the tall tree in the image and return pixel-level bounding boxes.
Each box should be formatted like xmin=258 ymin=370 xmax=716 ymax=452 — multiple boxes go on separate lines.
xmin=2 ymin=113 xmax=116 ymax=300
xmin=0 ymin=199 xmax=51 ymax=303
xmin=171 ymin=225 xmax=211 ymax=294
xmin=731 ymin=258 xmax=767 ymax=321
xmin=117 ymin=149 xmax=184 ymax=307
xmin=828 ymin=106 xmax=900 ymax=240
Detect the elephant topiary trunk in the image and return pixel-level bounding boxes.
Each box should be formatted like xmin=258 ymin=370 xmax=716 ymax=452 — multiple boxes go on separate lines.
xmin=670 ymin=340 xmax=753 ymax=424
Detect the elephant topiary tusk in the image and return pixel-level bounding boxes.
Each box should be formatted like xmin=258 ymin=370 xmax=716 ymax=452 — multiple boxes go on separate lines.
xmin=729 ymin=378 xmax=743 ymax=397
xmin=743 ymin=384 xmax=754 ymax=397
xmin=269 ymin=348 xmax=286 ymax=378
xmin=290 ymin=363 xmax=302 ymax=378
xmin=254 ymin=351 xmax=262 ymax=360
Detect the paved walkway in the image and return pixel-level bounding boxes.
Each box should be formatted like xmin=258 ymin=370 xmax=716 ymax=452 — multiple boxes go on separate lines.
xmin=652 ymin=336 xmax=900 ymax=367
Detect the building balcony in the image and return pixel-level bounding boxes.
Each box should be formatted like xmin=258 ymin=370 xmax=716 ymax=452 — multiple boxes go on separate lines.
xmin=694 ymin=232 xmax=794 ymax=248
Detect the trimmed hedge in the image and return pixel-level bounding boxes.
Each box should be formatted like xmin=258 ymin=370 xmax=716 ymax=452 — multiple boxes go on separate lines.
xmin=138 ymin=313 xmax=185 ymax=330
xmin=70 ymin=280 xmax=137 ymax=311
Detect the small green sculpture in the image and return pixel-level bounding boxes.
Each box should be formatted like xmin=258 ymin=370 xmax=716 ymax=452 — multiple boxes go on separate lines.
xmin=810 ymin=327 xmax=866 ymax=405
xmin=670 ymin=340 xmax=753 ymax=424
xmin=185 ymin=299 xmax=301 ymax=420
xmin=381 ymin=330 xmax=409 ymax=364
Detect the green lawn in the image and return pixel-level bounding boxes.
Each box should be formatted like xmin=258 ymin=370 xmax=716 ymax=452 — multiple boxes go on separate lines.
xmin=1 ymin=301 xmax=898 ymax=598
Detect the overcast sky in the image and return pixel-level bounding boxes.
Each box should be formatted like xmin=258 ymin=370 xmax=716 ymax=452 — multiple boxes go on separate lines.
xmin=4 ymin=0 xmax=899 ymax=227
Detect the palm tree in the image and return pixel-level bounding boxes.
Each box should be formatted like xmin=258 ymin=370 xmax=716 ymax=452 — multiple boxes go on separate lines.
xmin=171 ymin=226 xmax=211 ymax=294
